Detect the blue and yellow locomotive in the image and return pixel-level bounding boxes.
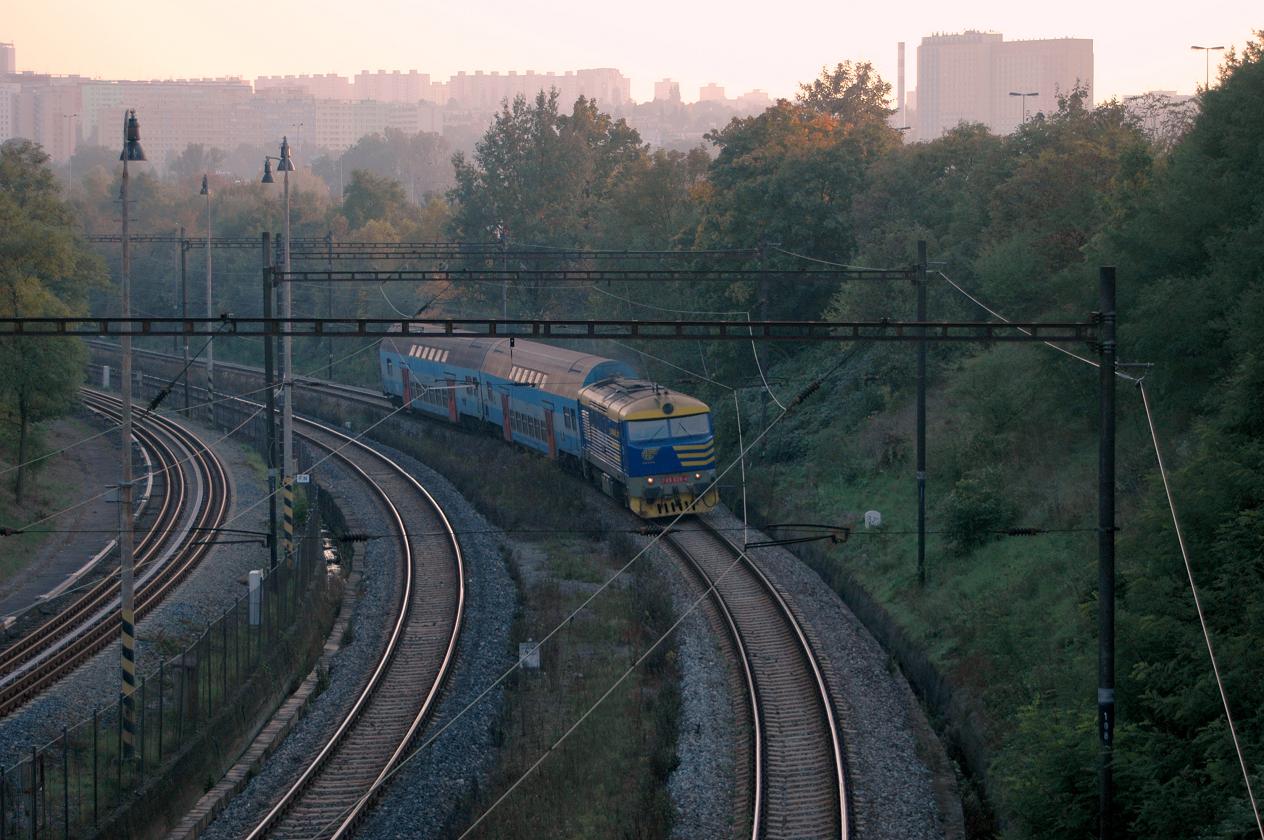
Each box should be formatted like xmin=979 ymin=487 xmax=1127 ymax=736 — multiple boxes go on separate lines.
xmin=379 ymin=332 xmax=719 ymax=518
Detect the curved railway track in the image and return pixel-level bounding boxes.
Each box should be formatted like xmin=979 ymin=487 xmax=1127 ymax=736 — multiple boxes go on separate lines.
xmin=95 ymin=343 xmax=847 ymax=839
xmin=0 ymin=389 xmax=231 ymax=716
xmin=242 ymin=412 xmax=464 ymax=840
xmin=660 ymin=516 xmax=848 ymax=840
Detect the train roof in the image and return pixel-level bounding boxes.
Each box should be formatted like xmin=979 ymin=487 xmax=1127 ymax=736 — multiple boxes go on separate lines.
xmin=380 ymin=332 xmax=636 ymax=400
xmin=580 ymin=379 xmax=710 ymax=421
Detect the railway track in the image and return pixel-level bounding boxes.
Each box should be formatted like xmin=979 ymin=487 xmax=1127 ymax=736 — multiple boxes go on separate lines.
xmin=660 ymin=516 xmax=848 ymax=840
xmin=0 ymin=389 xmax=231 ymax=716
xmin=242 ymin=412 xmax=464 ymax=840
xmin=95 ymin=343 xmax=847 ymax=839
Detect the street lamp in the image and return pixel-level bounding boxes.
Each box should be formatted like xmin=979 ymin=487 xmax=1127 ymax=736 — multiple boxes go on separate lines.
xmin=1009 ymin=91 xmax=1039 ymax=126
xmin=61 ymin=113 xmax=78 ymax=180
xmin=262 ymin=136 xmax=296 ymax=562
xmin=201 ymin=174 xmax=214 ymax=404
xmin=1190 ymin=45 xmax=1225 ymax=91
xmin=117 ymin=108 xmax=146 ymax=759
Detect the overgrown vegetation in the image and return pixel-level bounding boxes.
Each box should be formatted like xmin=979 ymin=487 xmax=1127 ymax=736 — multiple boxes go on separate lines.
xmin=460 ymin=534 xmax=678 ymax=839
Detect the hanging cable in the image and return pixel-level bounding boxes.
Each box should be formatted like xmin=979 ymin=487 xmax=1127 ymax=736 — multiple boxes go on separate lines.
xmin=1139 ymin=381 xmax=1264 ymax=838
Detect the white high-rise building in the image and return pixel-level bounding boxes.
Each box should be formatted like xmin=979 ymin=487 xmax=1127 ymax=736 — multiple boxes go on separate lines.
xmin=914 ymin=30 xmax=1093 ymax=140
xmin=0 ymin=43 xmax=15 ymax=75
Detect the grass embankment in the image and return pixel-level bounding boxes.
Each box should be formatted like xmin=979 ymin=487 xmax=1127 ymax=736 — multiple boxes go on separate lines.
xmin=461 ymin=533 xmax=679 ymax=838
xmin=0 ymin=415 xmax=110 ymax=588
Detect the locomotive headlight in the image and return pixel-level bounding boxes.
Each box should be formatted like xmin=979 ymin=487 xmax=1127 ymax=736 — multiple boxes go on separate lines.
xmin=695 ymin=472 xmax=702 ymax=480
xmin=646 ymin=476 xmax=654 ymax=485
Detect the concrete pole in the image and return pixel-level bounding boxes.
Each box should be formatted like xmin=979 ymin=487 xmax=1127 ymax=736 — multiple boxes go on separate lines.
xmin=916 ymin=240 xmax=928 ymax=588
xmin=205 ymin=183 xmax=214 ymax=405
xmin=262 ymin=233 xmax=280 ymax=571
xmin=281 ymin=167 xmax=294 ymax=562
xmin=118 ymin=121 xmax=137 ymax=759
xmin=1097 ymin=266 xmax=1117 ymax=839
xmin=180 ymin=225 xmax=190 ymax=411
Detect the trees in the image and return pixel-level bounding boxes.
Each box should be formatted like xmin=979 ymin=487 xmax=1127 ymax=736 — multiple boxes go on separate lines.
xmin=313 ymin=129 xmax=452 ymax=202
xmin=168 ymin=143 xmax=226 ymax=185
xmin=448 ymin=91 xmax=646 ymax=248
xmin=0 ymin=140 xmax=103 ymax=501
xmin=696 ymin=92 xmax=900 ymax=319
xmin=797 ymin=60 xmax=894 ymax=126
xmin=341 ymin=169 xmax=414 ymax=231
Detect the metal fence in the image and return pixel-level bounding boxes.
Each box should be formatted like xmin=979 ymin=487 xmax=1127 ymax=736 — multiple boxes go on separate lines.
xmin=0 ymin=366 xmax=330 ymax=838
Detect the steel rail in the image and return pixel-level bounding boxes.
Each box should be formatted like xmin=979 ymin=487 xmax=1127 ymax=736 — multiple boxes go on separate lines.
xmin=0 ymin=391 xmax=230 ymax=716
xmin=661 ymin=517 xmax=848 ymax=839
xmin=242 ymin=411 xmax=464 ymax=840
xmin=0 ymin=393 xmax=186 ymax=684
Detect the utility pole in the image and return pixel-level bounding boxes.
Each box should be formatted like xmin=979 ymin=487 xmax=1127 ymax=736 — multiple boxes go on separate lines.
xmin=1097 ymin=266 xmax=1117 ymax=839
xmin=916 ymin=240 xmax=928 ymax=588
xmin=262 ymin=137 xmax=297 ymax=563
xmin=498 ymin=223 xmax=508 ymax=320
xmin=326 ymin=230 xmax=334 ymax=381
xmin=202 ymin=175 xmax=214 ymax=407
xmin=262 ymin=232 xmax=279 ymax=570
xmin=280 ymin=138 xmax=295 ymax=564
xmin=117 ymin=109 xmax=145 ymax=760
xmin=179 ymin=225 xmax=190 ymax=411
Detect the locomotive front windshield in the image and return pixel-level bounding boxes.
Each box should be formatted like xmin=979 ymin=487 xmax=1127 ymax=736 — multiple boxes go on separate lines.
xmin=625 ymin=414 xmax=711 ymax=443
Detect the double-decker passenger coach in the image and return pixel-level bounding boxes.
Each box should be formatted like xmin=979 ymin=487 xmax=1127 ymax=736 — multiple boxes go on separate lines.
xmin=379 ymin=332 xmax=719 ymax=518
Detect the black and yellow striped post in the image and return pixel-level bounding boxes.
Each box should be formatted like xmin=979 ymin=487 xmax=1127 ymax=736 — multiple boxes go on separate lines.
xmin=282 ymin=477 xmax=295 ymax=567
xmin=120 ymin=603 xmax=137 ymax=757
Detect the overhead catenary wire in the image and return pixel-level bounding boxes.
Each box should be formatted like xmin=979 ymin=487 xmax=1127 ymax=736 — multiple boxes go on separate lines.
xmin=0 ymin=337 xmax=384 ymax=481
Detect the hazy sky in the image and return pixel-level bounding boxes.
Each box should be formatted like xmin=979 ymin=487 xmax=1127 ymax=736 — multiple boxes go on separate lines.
xmin=5 ymin=1 xmax=1259 ymax=102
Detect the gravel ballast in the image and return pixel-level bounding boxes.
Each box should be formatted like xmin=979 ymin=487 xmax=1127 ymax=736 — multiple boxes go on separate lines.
xmin=352 ymin=442 xmax=514 ymax=839
xmin=200 ymin=438 xmax=515 ymax=840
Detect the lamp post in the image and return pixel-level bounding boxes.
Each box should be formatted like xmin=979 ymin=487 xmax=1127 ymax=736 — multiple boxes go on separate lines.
xmin=1009 ymin=91 xmax=1039 ymax=126
xmin=201 ymin=174 xmax=214 ymax=406
xmin=1190 ymin=45 xmax=1225 ymax=91
xmin=117 ymin=109 xmax=146 ymax=759
xmin=61 ymin=113 xmax=77 ymax=180
xmin=262 ymin=137 xmax=296 ymax=562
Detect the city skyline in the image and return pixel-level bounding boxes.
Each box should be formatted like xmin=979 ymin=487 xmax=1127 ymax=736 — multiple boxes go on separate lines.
xmin=4 ymin=1 xmax=1259 ymax=104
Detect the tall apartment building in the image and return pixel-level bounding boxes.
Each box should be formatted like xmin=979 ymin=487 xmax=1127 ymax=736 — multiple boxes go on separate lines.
xmin=699 ymin=83 xmax=726 ymax=102
xmin=354 ymin=70 xmax=432 ymax=103
xmin=255 ymin=73 xmax=354 ymax=101
xmin=653 ymin=79 xmax=681 ymax=103
xmin=446 ymin=68 xmax=630 ymax=111
xmin=0 ymin=83 xmax=19 ymax=142
xmin=914 ymin=31 xmax=1093 ymax=140
xmin=0 ymin=42 xmax=15 ymax=75
xmin=3 ymin=73 xmax=88 ymax=162
xmin=79 ymin=78 xmax=254 ymax=165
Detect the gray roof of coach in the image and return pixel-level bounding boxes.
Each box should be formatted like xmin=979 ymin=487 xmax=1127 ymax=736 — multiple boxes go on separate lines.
xmin=382 ymin=334 xmax=636 ymax=400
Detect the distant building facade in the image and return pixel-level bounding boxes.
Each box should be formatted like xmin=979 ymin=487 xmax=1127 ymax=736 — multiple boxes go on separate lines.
xmin=653 ymin=79 xmax=681 ymax=103
xmin=446 ymin=68 xmax=630 ymax=110
xmin=699 ymin=82 xmax=726 ymax=102
xmin=914 ymin=30 xmax=1093 ymax=140
xmin=0 ymin=38 xmax=785 ymax=169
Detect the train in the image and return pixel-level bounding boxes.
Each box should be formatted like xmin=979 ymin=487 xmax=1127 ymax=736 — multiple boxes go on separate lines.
xmin=378 ymin=332 xmax=719 ymax=518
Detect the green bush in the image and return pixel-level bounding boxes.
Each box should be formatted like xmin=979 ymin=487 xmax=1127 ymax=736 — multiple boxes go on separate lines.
xmin=943 ymin=465 xmax=1015 ymax=553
